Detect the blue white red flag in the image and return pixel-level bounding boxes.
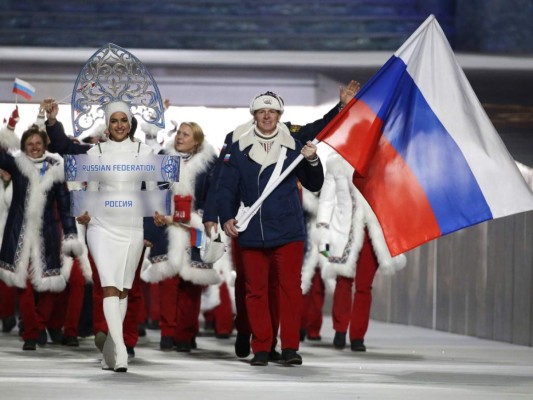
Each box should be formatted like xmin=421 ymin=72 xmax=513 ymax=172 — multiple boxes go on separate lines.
xmin=13 ymin=78 xmax=36 ymax=100
xmin=317 ymin=15 xmax=533 ymax=256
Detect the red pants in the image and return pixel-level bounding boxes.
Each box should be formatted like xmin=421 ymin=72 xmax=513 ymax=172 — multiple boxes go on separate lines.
xmin=241 ymin=241 xmax=303 ymax=353
xmin=0 ymin=280 xmax=16 ymax=319
xmin=232 ymin=239 xmax=250 ymax=336
xmin=47 ymin=259 xmax=86 ymax=337
xmin=90 ymin=251 xmax=144 ymax=347
xmin=17 ymin=282 xmax=58 ymax=341
xmin=332 ymin=231 xmax=378 ymax=340
xmin=300 ymin=268 xmax=325 ymax=338
xmin=124 ymin=265 xmax=144 ymax=347
xmin=208 ymin=282 xmax=233 ymax=336
xmin=233 ymin=239 xmax=279 ymax=349
xmin=141 ymin=281 xmax=160 ymax=324
xmin=159 ymin=276 xmax=202 ymax=342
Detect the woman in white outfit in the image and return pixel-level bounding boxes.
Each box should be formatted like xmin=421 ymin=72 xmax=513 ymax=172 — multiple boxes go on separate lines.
xmin=77 ymin=101 xmax=154 ymax=372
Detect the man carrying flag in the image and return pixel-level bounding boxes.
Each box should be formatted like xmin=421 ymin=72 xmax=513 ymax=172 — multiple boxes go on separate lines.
xmin=13 ymin=78 xmax=36 ymax=101
xmin=317 ymin=14 xmax=533 ymax=256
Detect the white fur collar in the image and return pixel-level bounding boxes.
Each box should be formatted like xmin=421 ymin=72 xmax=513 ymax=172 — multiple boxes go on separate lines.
xmin=231 ymin=119 xmax=254 ymax=142
xmin=238 ymin=123 xmax=295 ymax=172
xmin=239 ymin=122 xmax=295 ymax=151
xmin=15 ymin=151 xmax=65 ymax=191
xmin=164 ymin=140 xmax=217 ymax=197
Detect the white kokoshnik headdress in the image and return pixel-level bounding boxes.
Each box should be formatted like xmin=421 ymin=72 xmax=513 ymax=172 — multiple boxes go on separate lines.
xmin=71 ymin=43 xmax=165 ymax=136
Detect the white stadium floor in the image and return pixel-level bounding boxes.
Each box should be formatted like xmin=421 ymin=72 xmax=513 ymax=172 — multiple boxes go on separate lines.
xmin=1 ymin=319 xmax=532 ymax=400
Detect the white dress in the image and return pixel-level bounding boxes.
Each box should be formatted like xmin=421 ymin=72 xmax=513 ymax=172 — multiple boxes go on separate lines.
xmin=86 ymin=139 xmax=153 ymax=290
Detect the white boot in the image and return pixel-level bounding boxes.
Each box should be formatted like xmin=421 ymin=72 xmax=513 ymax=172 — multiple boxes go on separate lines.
xmin=103 ymin=296 xmax=128 ymax=372
xmin=119 ymin=297 xmax=128 ymax=321
xmin=119 ymin=296 xmax=132 ymax=360
xmin=101 ymin=335 xmax=115 ymax=370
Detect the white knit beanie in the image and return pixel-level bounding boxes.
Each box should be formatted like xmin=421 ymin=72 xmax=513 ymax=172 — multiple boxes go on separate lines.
xmin=249 ymin=91 xmax=284 ymax=115
xmin=104 ymin=101 xmax=132 ymax=127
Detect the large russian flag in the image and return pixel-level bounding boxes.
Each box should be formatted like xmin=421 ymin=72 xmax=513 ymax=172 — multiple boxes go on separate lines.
xmin=317 ymin=15 xmax=533 ymax=256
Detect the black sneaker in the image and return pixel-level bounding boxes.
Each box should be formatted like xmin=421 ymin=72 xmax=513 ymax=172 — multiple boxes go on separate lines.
xmin=215 ymin=333 xmax=231 ymax=339
xmin=350 ymin=339 xmax=366 ymax=352
xmin=204 ymin=320 xmax=214 ymax=332
xmin=37 ymin=330 xmax=48 ymax=346
xmin=1 ymin=315 xmax=16 ymax=333
xmin=250 ymin=352 xmax=269 ymax=366
xmin=234 ymin=333 xmax=251 ymax=358
xmin=160 ymin=336 xmax=175 ymax=351
xmin=47 ymin=328 xmax=63 ymax=344
xmin=299 ymin=328 xmax=306 ymax=342
xmin=307 ymin=335 xmax=322 ymax=341
xmin=62 ymin=336 xmax=79 ymax=347
xmin=94 ymin=331 xmax=106 ymax=353
xmin=333 ymin=331 xmax=346 ymax=349
xmin=176 ymin=341 xmax=191 ymax=353
xmin=146 ymin=319 xmax=159 ymax=330
xmin=127 ymin=346 xmax=135 ymax=358
xmin=138 ymin=324 xmax=147 ymax=337
xmin=22 ymin=339 xmax=37 ymax=351
xmin=268 ymin=349 xmax=282 ymax=362
xmin=281 ymin=349 xmax=302 ymax=365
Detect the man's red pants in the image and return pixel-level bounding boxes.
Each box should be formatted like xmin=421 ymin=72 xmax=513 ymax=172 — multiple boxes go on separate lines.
xmin=300 ymin=267 xmax=325 ymax=338
xmin=158 ymin=276 xmax=202 ymax=342
xmin=47 ymin=258 xmax=85 ymax=337
xmin=240 ymin=241 xmax=303 ymax=353
xmin=233 ymin=239 xmax=279 ymax=350
xmin=17 ymin=282 xmax=57 ymax=341
xmin=332 ymin=231 xmax=378 ymax=340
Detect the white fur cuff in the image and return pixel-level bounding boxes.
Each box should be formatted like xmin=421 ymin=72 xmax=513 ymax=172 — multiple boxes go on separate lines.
xmin=62 ymin=235 xmax=84 ymax=258
xmin=0 ymin=125 xmax=20 ymax=150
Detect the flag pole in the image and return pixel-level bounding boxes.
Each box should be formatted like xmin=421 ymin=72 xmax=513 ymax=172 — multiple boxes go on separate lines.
xmin=234 ymin=95 xmax=360 ymax=231
xmin=56 ymin=93 xmax=72 ymax=104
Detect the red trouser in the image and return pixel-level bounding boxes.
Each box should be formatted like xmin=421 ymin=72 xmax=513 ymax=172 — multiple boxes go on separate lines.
xmin=17 ymin=281 xmax=58 ymax=341
xmin=241 ymin=241 xmax=303 ymax=353
xmin=300 ymin=268 xmax=325 ymax=338
xmin=90 ymin=251 xmax=144 ymax=347
xmin=232 ymin=239 xmax=250 ymax=336
xmin=141 ymin=281 xmax=160 ymax=323
xmin=158 ymin=276 xmax=180 ymax=337
xmin=124 ymin=264 xmax=144 ymax=347
xmin=159 ymin=276 xmax=202 ymax=342
xmin=332 ymin=231 xmax=378 ymax=340
xmin=210 ymin=282 xmax=233 ymax=335
xmin=0 ymin=280 xmax=16 ymax=319
xmin=233 ymin=239 xmax=279 ymax=349
xmin=47 ymin=259 xmax=86 ymax=337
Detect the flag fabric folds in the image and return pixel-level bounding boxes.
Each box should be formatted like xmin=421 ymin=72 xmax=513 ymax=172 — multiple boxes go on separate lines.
xmin=12 ymin=78 xmax=36 ymax=100
xmin=318 ymin=15 xmax=533 ymax=256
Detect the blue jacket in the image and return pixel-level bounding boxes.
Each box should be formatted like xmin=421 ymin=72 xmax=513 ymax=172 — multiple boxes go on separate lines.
xmin=203 ymin=103 xmax=343 ymax=224
xmin=217 ymin=132 xmax=323 ymax=248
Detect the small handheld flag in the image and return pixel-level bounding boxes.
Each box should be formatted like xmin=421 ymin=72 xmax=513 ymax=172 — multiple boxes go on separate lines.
xmin=13 ymin=78 xmax=36 ymax=100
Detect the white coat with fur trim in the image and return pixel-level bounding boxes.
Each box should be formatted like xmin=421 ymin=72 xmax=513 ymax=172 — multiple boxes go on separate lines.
xmin=0 ymin=144 xmax=82 ymax=291
xmin=141 ymin=140 xmax=221 ymax=285
xmin=301 ymin=188 xmax=326 ymax=295
xmin=316 ymin=153 xmax=406 ymax=279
